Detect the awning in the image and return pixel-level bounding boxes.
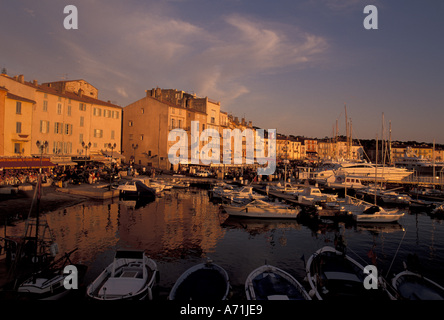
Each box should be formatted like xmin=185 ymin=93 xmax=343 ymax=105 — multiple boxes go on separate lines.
xmin=101 ymin=150 xmax=125 ymax=159
xmin=0 ymin=158 xmax=56 ymax=169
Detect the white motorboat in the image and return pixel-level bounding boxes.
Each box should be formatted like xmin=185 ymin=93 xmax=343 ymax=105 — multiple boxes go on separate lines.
xmin=117 ymin=179 xmax=156 ymax=198
xmin=341 ymin=196 xmax=405 ymax=223
xmin=86 ymin=250 xmax=158 ymax=300
xmin=245 ymin=264 xmax=311 ymax=300
xmin=296 ymin=186 xmax=338 ymax=205
xmin=306 ymin=246 xmax=392 ymax=300
xmin=168 ymin=259 xmax=230 ymax=300
xmin=222 ymin=200 xmax=301 ymax=219
xmin=324 ymin=175 xmax=366 ymax=190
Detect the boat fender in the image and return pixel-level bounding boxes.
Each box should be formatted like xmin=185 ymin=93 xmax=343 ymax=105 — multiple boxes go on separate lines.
xmin=308 ymin=289 xmax=316 ymax=298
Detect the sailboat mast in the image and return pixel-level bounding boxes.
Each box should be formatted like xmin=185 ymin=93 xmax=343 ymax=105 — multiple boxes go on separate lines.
xmin=375 ymin=134 xmax=378 ymax=205
xmin=389 ymin=121 xmax=392 ymax=165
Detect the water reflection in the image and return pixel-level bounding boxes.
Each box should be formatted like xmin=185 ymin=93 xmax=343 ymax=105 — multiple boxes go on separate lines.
xmin=3 ymin=188 xmax=444 ymax=300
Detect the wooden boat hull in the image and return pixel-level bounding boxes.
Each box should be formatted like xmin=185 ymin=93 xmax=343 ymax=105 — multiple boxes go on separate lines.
xmin=86 ymin=251 xmax=158 ymax=301
xmin=306 ymin=246 xmax=391 ymax=300
xmin=392 ymin=271 xmax=444 ymax=300
xmin=169 ymin=261 xmax=230 ymax=300
xmin=245 ymin=265 xmax=311 ymax=300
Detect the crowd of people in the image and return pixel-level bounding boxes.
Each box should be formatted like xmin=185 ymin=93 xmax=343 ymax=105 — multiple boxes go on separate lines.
xmin=0 ymin=159 xmax=315 ymax=187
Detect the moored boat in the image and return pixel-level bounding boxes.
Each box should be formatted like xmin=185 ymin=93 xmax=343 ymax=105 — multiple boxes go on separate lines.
xmin=391 ymin=270 xmax=444 ymax=300
xmin=306 ymin=246 xmax=392 ymax=300
xmin=222 ymin=199 xmax=301 ymax=219
xmin=341 ymin=196 xmax=404 ymax=223
xmin=391 ymin=256 xmax=444 ymax=300
xmin=168 ymin=259 xmax=230 ymax=300
xmin=86 ymin=249 xmax=158 ymax=300
xmin=17 ymin=248 xmax=87 ymax=300
xmin=245 ymin=264 xmax=311 ymax=300
xmin=117 ymin=179 xmax=156 ymax=198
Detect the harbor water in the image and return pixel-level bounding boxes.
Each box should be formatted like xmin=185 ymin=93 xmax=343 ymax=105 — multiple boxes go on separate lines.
xmin=2 ymin=187 xmax=444 ymax=300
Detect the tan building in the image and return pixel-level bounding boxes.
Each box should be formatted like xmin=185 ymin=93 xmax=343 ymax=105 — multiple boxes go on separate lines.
xmin=123 ymin=88 xmax=256 ymax=170
xmin=0 ymin=73 xmax=122 ymax=164
xmin=0 ymin=87 xmax=35 ymax=157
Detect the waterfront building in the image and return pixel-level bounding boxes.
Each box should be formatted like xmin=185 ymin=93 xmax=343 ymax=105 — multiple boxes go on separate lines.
xmin=0 ymin=73 xmax=123 ymax=165
xmin=0 ymin=87 xmax=35 ymax=157
xmin=123 ymin=88 xmax=256 ymax=171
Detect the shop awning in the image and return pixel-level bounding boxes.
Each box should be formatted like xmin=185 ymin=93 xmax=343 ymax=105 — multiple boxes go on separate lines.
xmin=0 ymin=158 xmax=56 ymax=169
xmin=101 ymin=150 xmax=125 ymax=159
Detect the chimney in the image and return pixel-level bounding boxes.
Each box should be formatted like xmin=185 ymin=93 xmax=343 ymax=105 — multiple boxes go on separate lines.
xmin=78 ymin=89 xmax=83 ymax=97
xmin=18 ymin=75 xmax=24 ymax=83
xmin=33 ymin=80 xmax=38 ymax=86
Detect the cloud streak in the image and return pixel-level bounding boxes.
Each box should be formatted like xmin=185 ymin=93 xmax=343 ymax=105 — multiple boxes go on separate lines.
xmin=52 ymin=3 xmax=328 ymax=105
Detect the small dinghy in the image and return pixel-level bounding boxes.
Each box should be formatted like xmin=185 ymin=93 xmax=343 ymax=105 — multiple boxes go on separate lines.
xmin=245 ymin=265 xmax=311 ymax=300
xmin=169 ymin=259 xmax=230 ymax=300
xmin=391 ymin=256 xmax=444 ymax=300
xmin=306 ymin=246 xmax=391 ymax=300
xmin=86 ymin=249 xmax=158 ymax=300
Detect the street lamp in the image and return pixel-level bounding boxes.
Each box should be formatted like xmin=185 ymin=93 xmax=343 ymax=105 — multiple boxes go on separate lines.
xmin=107 ymin=143 xmax=117 ymax=189
xmin=36 ymin=140 xmax=48 ymax=173
xmin=132 ymin=143 xmax=138 ymax=165
xmin=82 ymin=141 xmax=91 ymax=159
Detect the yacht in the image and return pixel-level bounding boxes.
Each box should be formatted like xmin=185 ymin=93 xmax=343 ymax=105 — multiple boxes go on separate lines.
xmin=313 ymin=160 xmax=413 ymax=182
xmin=395 ymin=149 xmax=444 ymax=175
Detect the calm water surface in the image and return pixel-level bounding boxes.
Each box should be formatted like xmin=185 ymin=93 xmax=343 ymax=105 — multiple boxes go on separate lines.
xmin=6 ymin=187 xmax=444 ymax=300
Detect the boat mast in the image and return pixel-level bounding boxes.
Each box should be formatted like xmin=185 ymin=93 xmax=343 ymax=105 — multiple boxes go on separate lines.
xmin=375 ymin=134 xmax=378 ymax=205
xmin=345 ymin=105 xmax=349 ymax=159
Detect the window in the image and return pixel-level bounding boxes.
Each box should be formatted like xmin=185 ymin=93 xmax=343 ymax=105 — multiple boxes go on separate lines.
xmin=140 ymin=134 xmax=144 ymax=141
xmin=141 ymin=108 xmax=144 ymax=114
xmin=16 ymin=122 xmax=21 ymax=133
xmin=57 ymin=103 xmax=62 ymax=115
xmin=39 ymin=120 xmax=50 ymax=133
xmin=16 ymin=101 xmax=22 ymax=114
xmin=65 ymin=124 xmax=73 ymax=135
xmin=43 ymin=100 xmax=48 ymax=112
xmin=128 ymin=121 xmax=133 ymax=127
xmin=79 ymin=133 xmax=83 ymax=144
xmin=94 ymin=129 xmax=103 ymax=138
xmin=54 ymin=122 xmax=62 ymax=134
xmin=111 ymin=130 xmax=115 ymax=140
xmin=129 ymin=134 xmax=133 ymax=140
xmin=14 ymin=143 xmax=22 ymax=154
xmin=80 ymin=116 xmax=84 ymax=127
xmin=67 ymin=105 xmax=72 ymax=116
xmin=79 ymin=103 xmax=86 ymax=111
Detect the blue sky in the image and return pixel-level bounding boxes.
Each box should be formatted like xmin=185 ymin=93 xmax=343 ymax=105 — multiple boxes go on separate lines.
xmin=1 ymin=0 xmax=443 ymax=143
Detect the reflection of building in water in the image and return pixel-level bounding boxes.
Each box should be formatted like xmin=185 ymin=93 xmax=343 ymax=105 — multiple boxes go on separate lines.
xmin=27 ymin=201 xmax=121 ymax=263
xmin=118 ymin=190 xmax=225 ymax=259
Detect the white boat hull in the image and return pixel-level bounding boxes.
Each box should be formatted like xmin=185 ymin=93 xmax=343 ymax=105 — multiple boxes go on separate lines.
xmin=86 ymin=250 xmax=158 ymax=301
xmin=223 ymin=202 xmax=300 ymax=219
